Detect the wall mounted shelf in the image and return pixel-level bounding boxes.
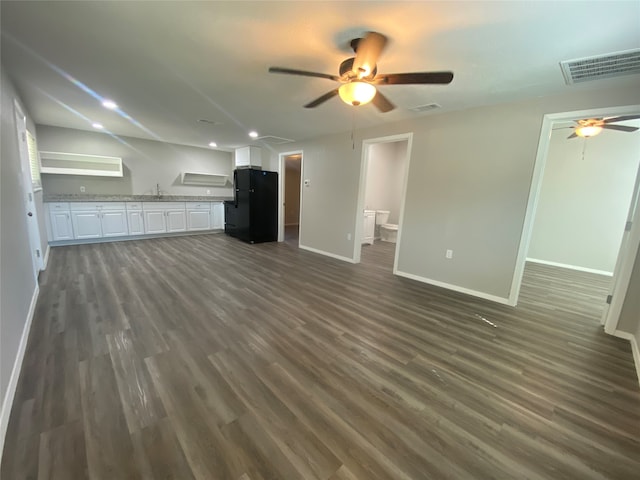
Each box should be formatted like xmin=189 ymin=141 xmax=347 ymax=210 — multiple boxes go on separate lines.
xmin=39 ymin=151 xmax=123 ymax=177
xmin=181 ymin=172 xmax=229 ymax=186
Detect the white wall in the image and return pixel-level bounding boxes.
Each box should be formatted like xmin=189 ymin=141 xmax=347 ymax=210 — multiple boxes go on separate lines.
xmin=268 ymin=84 xmax=639 ymax=301
xmin=528 ymin=124 xmax=640 ymax=273
xmin=0 ymin=68 xmax=41 ymax=455
xmin=364 ymin=141 xmax=407 ymax=225
xmin=36 ymin=125 xmax=234 ymax=197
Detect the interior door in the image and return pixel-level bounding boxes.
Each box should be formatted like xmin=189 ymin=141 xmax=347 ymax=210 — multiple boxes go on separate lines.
xmin=14 ymin=101 xmax=43 ymax=276
xmin=601 ymin=161 xmax=640 ymax=325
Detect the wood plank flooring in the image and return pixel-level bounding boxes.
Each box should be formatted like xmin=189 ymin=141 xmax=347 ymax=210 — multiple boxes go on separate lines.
xmin=2 ymin=234 xmax=639 ymax=479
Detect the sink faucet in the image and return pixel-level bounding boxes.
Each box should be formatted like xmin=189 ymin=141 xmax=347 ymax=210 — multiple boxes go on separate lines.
xmin=156 ymin=183 xmax=162 ymax=198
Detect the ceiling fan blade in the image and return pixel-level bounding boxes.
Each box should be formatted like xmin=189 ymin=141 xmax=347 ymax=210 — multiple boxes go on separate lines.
xmin=304 ymin=89 xmax=339 ymax=108
xmin=372 ymin=90 xmax=395 ymax=113
xmin=602 ymin=114 xmax=640 ymax=124
xmin=602 ymin=124 xmax=639 ymax=132
xmin=567 ymin=132 xmax=578 ymax=139
xmin=351 ymin=32 xmax=388 ymax=78
xmin=374 ymin=71 xmax=454 ymax=85
xmin=268 ymin=67 xmax=339 ymax=82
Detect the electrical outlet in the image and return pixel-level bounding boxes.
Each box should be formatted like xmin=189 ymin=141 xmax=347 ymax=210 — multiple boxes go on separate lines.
xmin=206 ymin=189 xmax=211 ymax=195
xmin=347 ymin=233 xmax=352 ymax=241
xmin=80 ymin=186 xmax=86 ymax=193
xmin=446 ymin=249 xmax=453 ymax=259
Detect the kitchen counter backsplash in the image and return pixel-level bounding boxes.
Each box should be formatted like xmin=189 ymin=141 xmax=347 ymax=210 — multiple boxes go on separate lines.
xmin=43 ymin=194 xmax=233 ymax=202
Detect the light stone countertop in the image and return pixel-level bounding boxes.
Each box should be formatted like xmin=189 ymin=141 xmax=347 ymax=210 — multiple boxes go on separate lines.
xmin=43 ymin=194 xmax=233 ymax=202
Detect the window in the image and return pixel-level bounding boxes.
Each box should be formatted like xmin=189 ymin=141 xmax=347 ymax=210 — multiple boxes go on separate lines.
xmin=25 ymin=130 xmax=42 ymax=191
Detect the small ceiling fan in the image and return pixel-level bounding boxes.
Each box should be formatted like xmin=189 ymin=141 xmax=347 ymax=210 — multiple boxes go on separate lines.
xmin=563 ymin=115 xmax=640 ymax=139
xmin=268 ymin=31 xmax=454 ymax=113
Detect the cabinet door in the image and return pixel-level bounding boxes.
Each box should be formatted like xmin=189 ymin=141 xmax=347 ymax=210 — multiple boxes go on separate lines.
xmin=50 ymin=211 xmax=74 ymax=240
xmin=127 ymin=211 xmax=145 ymax=235
xmin=211 ymin=202 xmax=224 ymax=230
xmin=144 ymin=211 xmax=167 ymax=234
xmin=187 ymin=210 xmax=211 ymax=231
xmin=167 ymin=210 xmax=186 ymax=232
xmin=101 ymin=210 xmax=129 ymax=237
xmin=71 ymin=211 xmax=102 ymax=239
xmin=362 ymin=212 xmax=375 ymax=245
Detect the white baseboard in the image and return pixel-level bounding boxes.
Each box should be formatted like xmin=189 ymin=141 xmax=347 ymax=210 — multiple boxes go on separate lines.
xmin=526 ymin=257 xmax=613 ymax=277
xmin=0 ymin=284 xmax=39 ymax=461
xmin=298 ymin=244 xmax=356 ymax=264
xmin=42 ymin=244 xmax=50 ymax=270
xmin=394 ymin=269 xmax=513 ymax=306
xmin=611 ymin=330 xmax=640 ymax=386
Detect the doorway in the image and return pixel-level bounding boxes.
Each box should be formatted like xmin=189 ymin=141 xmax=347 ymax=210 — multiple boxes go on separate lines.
xmin=355 ymin=133 xmax=412 ymax=270
xmin=511 ymin=105 xmax=640 ymax=335
xmin=278 ymin=151 xmax=303 ymax=246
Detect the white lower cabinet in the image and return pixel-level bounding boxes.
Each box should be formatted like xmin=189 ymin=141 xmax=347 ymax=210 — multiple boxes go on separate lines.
xmin=362 ymin=210 xmax=375 ymax=245
xmin=211 ymin=202 xmax=224 ymax=229
xmin=71 ymin=211 xmax=102 ymax=239
xmin=101 ymin=210 xmax=128 ymax=237
xmin=47 ymin=199 xmax=224 ymax=243
xmin=186 ymin=202 xmax=211 ymax=231
xmin=167 ymin=210 xmax=187 ymax=232
xmin=127 ymin=211 xmax=145 ymax=235
xmin=49 ymin=209 xmax=74 ymax=241
xmin=144 ymin=210 xmax=167 ymax=234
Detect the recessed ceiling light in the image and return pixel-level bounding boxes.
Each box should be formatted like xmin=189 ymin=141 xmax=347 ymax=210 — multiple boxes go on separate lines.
xmin=208 ymin=141 xmax=217 ymax=147
xmin=92 ymin=123 xmax=104 ymax=129
xmin=102 ymin=100 xmax=118 ymax=110
xmin=249 ymin=131 xmax=258 ymax=138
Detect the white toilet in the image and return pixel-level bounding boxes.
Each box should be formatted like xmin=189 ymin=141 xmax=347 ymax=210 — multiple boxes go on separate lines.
xmin=375 ymin=210 xmax=398 ymax=243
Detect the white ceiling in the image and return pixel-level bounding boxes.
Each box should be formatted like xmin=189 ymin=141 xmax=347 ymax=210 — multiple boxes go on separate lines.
xmin=2 ymin=1 xmax=639 ymax=152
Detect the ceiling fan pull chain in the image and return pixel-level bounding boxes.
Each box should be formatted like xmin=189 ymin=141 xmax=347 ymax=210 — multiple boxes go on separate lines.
xmin=351 ymin=108 xmax=356 ymax=150
xmin=582 ymin=138 xmax=587 ymax=161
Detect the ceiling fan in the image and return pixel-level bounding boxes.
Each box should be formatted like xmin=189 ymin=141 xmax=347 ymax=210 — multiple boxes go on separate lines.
xmin=563 ymin=115 xmax=640 ymax=139
xmin=268 ymin=31 xmax=453 ymax=113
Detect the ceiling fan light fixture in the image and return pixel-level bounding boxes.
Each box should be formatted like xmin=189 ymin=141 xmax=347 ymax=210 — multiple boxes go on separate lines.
xmin=575 ymin=125 xmax=603 ymax=137
xmin=338 ymin=81 xmax=376 ymax=107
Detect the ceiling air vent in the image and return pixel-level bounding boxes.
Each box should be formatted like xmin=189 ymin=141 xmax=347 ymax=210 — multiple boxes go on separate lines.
xmin=560 ymin=49 xmax=640 ymax=85
xmin=409 ymin=103 xmax=441 ymax=113
xmin=256 ymin=135 xmax=294 ymax=145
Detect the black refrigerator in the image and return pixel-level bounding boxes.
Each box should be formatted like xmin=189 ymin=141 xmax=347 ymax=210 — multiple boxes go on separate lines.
xmin=224 ymin=168 xmax=278 ymax=243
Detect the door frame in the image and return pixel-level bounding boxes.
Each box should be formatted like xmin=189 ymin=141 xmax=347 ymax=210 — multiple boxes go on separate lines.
xmin=14 ymin=100 xmax=44 ymax=278
xmin=510 ymin=104 xmax=640 ymax=335
xmin=278 ymin=150 xmax=304 ymax=243
xmin=354 ymin=132 xmax=413 ymax=266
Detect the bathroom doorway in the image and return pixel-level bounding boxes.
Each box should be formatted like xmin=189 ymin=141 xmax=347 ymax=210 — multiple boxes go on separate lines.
xmin=355 ymin=133 xmax=412 ymax=270
xmin=278 ymin=151 xmax=303 ymax=246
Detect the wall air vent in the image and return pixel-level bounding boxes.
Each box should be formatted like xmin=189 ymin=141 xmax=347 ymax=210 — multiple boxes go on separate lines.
xmin=409 ymin=103 xmax=441 ymax=113
xmin=256 ymin=135 xmax=295 ymax=145
xmin=560 ymin=49 xmax=640 ymax=85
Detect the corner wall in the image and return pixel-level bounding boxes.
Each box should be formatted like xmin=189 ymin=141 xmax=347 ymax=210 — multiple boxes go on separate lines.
xmin=0 ymin=68 xmax=40 ymax=456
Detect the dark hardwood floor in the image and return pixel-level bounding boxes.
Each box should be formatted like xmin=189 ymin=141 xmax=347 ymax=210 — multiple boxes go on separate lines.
xmin=2 ymin=234 xmax=639 ymax=479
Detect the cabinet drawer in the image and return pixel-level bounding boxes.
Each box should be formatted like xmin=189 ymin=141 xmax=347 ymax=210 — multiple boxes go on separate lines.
xmin=143 ymin=202 xmax=185 ymax=210
xmin=48 ymin=202 xmax=70 ymax=211
xmin=126 ymin=202 xmax=142 ymax=210
xmin=100 ymin=202 xmax=126 ymax=210
xmin=185 ymin=202 xmax=211 ymax=210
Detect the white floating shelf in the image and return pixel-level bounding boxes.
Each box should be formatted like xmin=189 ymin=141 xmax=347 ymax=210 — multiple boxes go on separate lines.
xmin=181 ymin=172 xmax=229 ymax=186
xmin=40 ymin=151 xmax=123 ymax=177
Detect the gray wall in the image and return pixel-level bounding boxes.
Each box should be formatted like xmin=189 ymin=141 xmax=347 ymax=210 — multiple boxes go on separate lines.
xmin=1 ymin=68 xmax=41 ymax=443
xmin=364 ymin=141 xmax=407 ymax=225
xmin=267 ymin=84 xmax=640 ymax=301
xmin=528 ymin=125 xmax=640 ymax=272
xmin=37 ymin=125 xmax=234 ymax=197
